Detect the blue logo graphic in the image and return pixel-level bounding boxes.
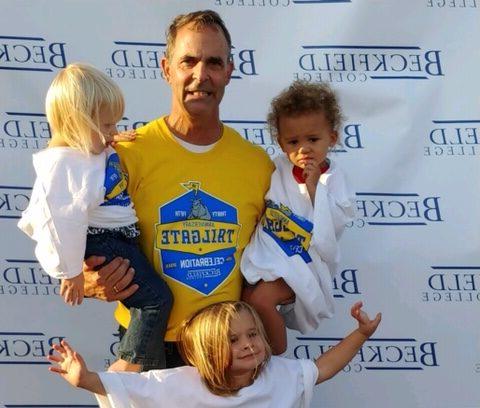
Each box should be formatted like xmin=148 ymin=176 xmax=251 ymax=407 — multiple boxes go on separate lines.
xmin=427 ymin=0 xmax=478 ymax=8
xmin=213 ymin=0 xmax=351 ymax=7
xmin=295 ymin=45 xmax=444 ymax=83
xmin=294 ymin=337 xmax=439 ymax=372
xmin=422 ymin=265 xmax=480 ymax=302
xmin=0 ymin=35 xmax=67 ymax=72
xmin=155 ymin=182 xmax=240 ymax=295
xmin=0 ymin=185 xmax=31 ymax=219
xmin=348 ymin=192 xmax=443 ymax=227
xmin=0 ymin=259 xmax=59 ymax=296
xmin=0 ymin=332 xmax=65 ymax=365
xmin=425 ymin=119 xmax=480 ymax=157
xmin=333 ymin=268 xmax=361 ymax=298
xmin=1 ymin=111 xmax=50 ymax=150
xmin=223 ymin=119 xmax=365 ymax=157
xmin=261 ymin=200 xmax=313 ymax=263
xmin=106 ymin=41 xmax=257 ymax=80
xmin=101 ymin=152 xmax=130 ymax=207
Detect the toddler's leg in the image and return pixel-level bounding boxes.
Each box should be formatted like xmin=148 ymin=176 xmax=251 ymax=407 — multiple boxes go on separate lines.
xmin=85 ymin=233 xmax=173 ymax=372
xmin=244 ymin=279 xmax=295 ymax=355
xmin=114 ymin=246 xmax=173 ymax=371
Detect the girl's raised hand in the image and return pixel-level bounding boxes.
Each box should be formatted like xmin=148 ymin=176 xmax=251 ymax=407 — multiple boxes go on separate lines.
xmin=48 ymin=340 xmax=88 ymax=387
xmin=350 ymin=301 xmax=381 ymax=338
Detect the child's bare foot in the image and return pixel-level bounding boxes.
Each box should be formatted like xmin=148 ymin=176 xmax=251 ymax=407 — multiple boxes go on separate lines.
xmin=108 ymin=359 xmax=141 ymax=372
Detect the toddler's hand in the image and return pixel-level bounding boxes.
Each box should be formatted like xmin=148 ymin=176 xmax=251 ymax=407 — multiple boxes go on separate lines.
xmin=351 ymin=301 xmax=381 ymax=338
xmin=302 ymin=159 xmax=322 ymax=187
xmin=109 ymin=129 xmax=136 ymax=147
xmin=60 ymin=274 xmax=85 ymax=306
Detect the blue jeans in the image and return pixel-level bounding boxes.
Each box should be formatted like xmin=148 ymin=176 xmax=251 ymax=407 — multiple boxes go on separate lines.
xmin=85 ymin=230 xmax=173 ymax=370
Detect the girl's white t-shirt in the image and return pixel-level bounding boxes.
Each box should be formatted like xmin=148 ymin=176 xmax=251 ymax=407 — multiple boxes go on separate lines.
xmin=96 ymin=356 xmax=318 ymax=408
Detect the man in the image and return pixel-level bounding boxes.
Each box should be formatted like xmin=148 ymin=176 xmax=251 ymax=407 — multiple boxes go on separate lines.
xmin=84 ymin=10 xmax=273 ymax=368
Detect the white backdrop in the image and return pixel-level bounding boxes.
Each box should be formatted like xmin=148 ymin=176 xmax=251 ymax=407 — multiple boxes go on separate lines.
xmin=1 ymin=1 xmax=479 ymax=407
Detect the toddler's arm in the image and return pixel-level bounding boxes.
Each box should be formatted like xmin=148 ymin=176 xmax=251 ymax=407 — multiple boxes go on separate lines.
xmin=315 ymin=301 xmax=381 ymax=384
xmin=60 ymin=274 xmax=85 ymax=306
xmin=49 ymin=340 xmax=106 ymax=395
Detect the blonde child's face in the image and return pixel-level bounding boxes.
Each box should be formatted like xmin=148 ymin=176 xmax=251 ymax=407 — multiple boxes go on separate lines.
xmin=228 ymin=309 xmax=266 ymax=380
xmin=278 ymin=111 xmax=338 ymax=169
xmin=89 ymin=109 xmax=119 ymax=154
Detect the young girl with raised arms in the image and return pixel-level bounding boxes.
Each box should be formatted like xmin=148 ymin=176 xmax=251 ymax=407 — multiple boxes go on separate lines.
xmin=48 ymin=300 xmax=381 ymax=407
xmin=241 ymin=80 xmax=355 ymax=354
xmin=18 ymin=63 xmax=172 ymax=372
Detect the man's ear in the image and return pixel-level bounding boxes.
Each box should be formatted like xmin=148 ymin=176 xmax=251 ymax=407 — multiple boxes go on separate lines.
xmin=225 ymin=60 xmax=234 ymax=85
xmin=161 ymin=57 xmax=170 ymax=82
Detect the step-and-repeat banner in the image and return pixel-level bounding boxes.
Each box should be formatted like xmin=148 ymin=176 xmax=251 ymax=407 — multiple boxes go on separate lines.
xmin=1 ymin=1 xmax=479 ymax=407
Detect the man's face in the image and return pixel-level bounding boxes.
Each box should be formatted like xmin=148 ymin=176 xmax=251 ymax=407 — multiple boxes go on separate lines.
xmin=162 ymin=23 xmax=234 ymax=119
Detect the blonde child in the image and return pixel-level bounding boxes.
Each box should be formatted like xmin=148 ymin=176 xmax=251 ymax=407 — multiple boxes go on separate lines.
xmin=48 ymin=300 xmax=381 ymax=407
xmin=18 ymin=63 xmax=172 ymax=371
xmin=241 ymin=81 xmax=355 ymax=354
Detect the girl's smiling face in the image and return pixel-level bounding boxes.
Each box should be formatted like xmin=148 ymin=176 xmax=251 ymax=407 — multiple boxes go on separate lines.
xmin=228 ymin=309 xmax=267 ymax=386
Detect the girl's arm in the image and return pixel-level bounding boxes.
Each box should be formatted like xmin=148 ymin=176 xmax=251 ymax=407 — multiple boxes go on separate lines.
xmin=48 ymin=340 xmax=106 ymax=395
xmin=315 ymin=302 xmax=381 ymax=384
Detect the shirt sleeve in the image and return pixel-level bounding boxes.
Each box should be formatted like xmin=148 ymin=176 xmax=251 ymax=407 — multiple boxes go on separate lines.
xmin=96 ymin=369 xmax=186 ymax=408
xmin=298 ymin=359 xmax=319 ymax=407
xmin=18 ymin=153 xmax=104 ymax=279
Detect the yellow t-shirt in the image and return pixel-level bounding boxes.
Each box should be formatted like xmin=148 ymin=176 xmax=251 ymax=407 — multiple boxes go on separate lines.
xmin=115 ymin=117 xmax=273 ymax=341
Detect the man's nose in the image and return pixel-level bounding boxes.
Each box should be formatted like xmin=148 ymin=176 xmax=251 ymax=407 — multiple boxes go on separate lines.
xmin=193 ymin=62 xmax=208 ymax=82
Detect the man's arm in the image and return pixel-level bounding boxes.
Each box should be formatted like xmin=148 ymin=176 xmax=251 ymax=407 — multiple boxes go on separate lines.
xmin=83 ymin=256 xmax=138 ymax=301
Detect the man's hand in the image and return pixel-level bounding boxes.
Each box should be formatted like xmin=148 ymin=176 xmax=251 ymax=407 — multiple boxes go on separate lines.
xmin=83 ymin=256 xmax=138 ymax=302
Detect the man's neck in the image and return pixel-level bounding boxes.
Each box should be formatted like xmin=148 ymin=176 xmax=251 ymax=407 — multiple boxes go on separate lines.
xmin=166 ymin=112 xmax=223 ymax=146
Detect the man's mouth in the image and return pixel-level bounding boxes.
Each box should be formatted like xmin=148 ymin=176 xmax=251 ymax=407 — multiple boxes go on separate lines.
xmin=186 ymin=90 xmax=212 ymax=97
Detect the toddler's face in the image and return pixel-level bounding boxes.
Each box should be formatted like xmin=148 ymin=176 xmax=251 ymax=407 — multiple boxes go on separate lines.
xmin=278 ymin=111 xmax=337 ymax=169
xmin=89 ymin=109 xmax=119 ymax=154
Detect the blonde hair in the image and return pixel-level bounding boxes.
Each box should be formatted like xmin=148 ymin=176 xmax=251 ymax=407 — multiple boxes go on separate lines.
xmin=178 ymin=301 xmax=271 ymax=396
xmin=45 ymin=63 xmax=124 ymax=154
xmin=165 ymin=10 xmax=232 ymax=60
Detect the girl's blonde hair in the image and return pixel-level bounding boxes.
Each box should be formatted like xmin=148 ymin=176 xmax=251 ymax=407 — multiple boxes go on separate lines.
xmin=178 ymin=301 xmax=272 ymax=396
xmin=45 ymin=63 xmax=124 ymax=154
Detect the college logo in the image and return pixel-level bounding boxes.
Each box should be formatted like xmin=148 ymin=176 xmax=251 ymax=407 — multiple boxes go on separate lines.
xmin=0 ymin=259 xmax=59 ymax=296
xmin=116 ymin=116 xmax=148 ymax=132
xmin=422 ymin=265 xmax=480 ymax=302
xmin=0 ymin=331 xmax=65 ymax=364
xmin=424 ymin=119 xmax=480 ymax=157
xmin=294 ymin=337 xmax=439 ymax=372
xmin=223 ymin=119 xmax=366 ymax=157
xmin=262 ymin=200 xmax=313 ymax=262
xmin=294 ymin=45 xmax=444 ymax=83
xmin=212 ymin=0 xmax=351 ymax=7
xmin=426 ymin=0 xmax=478 ymax=8
xmin=105 ymin=41 xmax=258 ymax=80
xmin=155 ymin=181 xmax=241 ymax=295
xmin=348 ymin=192 xmax=443 ymax=228
xmin=333 ymin=268 xmax=361 ymax=298
xmin=0 ymin=35 xmax=67 ymax=72
xmin=0 ymin=185 xmax=31 ymax=219
xmin=0 ymin=111 xmax=51 ymax=150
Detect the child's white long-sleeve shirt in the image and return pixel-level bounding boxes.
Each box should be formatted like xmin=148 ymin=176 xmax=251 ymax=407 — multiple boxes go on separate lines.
xmin=18 ymin=147 xmax=137 ymax=280
xmin=241 ymin=155 xmax=354 ymax=333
